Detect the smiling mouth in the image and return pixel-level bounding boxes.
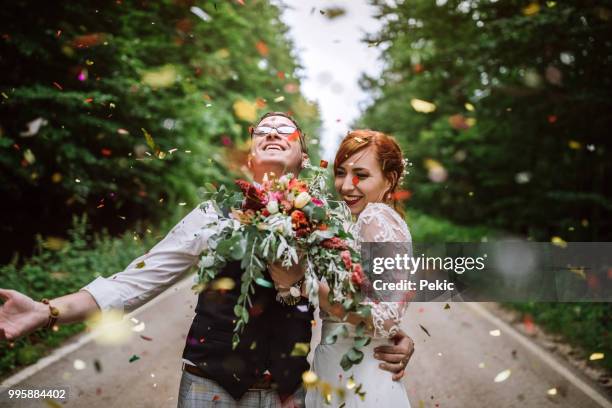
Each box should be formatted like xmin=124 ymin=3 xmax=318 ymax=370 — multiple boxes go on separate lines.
xmin=263 ymin=144 xmax=285 ymax=152
xmin=344 ymin=196 xmax=362 ymax=206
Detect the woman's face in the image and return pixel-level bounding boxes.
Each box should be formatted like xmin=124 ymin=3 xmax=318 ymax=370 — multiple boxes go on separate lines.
xmin=334 ymin=145 xmax=391 ymax=216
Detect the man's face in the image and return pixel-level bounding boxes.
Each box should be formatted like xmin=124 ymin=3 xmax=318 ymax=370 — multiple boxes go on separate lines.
xmin=249 ymin=115 xmax=304 ymax=175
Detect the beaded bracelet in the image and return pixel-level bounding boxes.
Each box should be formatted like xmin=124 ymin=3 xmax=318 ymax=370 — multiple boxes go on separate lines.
xmin=41 ymin=298 xmax=60 ymax=330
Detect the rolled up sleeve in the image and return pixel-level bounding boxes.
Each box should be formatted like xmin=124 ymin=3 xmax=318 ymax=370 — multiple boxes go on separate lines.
xmin=81 ymin=203 xmax=219 ymax=313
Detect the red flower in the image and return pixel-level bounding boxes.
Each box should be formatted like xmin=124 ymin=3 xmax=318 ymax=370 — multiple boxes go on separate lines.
xmin=340 ymin=250 xmax=352 ymax=270
xmin=291 ymin=210 xmax=309 ymax=228
xmin=351 ymin=263 xmax=365 ymax=286
xmin=236 ymin=179 xmax=267 ymax=211
xmin=311 ymin=197 xmax=323 ymax=207
xmin=261 ymin=208 xmax=270 ymax=217
xmin=288 ymin=178 xmax=308 ymax=192
xmin=321 ymin=237 xmax=348 ymax=250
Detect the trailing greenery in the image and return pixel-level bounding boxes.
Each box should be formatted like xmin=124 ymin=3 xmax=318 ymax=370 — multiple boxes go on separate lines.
xmin=0 ymin=210 xmax=188 ymax=379
xmin=0 ymin=0 xmax=320 ymax=260
xmin=359 ymin=0 xmax=611 ymax=241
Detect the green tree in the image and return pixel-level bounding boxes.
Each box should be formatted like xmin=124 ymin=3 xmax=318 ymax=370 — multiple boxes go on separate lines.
xmin=0 ymin=0 xmax=320 ymax=260
xmin=359 ymin=0 xmax=611 ymax=240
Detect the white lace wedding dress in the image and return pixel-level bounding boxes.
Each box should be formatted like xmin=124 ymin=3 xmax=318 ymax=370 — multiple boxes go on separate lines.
xmin=306 ymin=203 xmax=412 ymax=408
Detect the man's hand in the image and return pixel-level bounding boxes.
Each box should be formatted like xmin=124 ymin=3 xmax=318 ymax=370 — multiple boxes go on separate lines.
xmin=0 ymin=289 xmax=48 ymax=341
xmin=268 ymin=261 xmax=305 ymax=288
xmin=374 ymin=329 xmax=415 ymax=381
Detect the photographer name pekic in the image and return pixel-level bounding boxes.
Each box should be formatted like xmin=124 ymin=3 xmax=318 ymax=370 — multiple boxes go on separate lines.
xmin=373 ymin=279 xmax=455 ymax=291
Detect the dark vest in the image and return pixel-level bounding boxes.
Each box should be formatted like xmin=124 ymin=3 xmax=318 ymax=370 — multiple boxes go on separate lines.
xmin=182 ymin=261 xmax=313 ymax=401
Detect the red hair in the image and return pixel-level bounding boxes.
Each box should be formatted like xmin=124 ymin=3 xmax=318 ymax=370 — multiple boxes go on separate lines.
xmin=334 ymin=130 xmax=405 ymax=217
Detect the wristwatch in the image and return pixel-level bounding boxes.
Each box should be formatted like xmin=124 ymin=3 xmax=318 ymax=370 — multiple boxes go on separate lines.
xmin=275 ymin=277 xmax=305 ymax=306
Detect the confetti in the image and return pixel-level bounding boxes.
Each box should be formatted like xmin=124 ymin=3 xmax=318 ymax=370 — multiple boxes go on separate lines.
xmin=478 ymin=362 xmax=485 ymax=368
xmin=391 ymin=190 xmax=412 ymax=201
xmin=494 ymin=369 xmax=511 ymax=382
xmin=444 ymin=303 xmax=450 ymax=310
xmin=53 ymin=81 xmax=63 ymax=90
xmin=233 ymin=99 xmax=258 ymax=122
xmin=141 ymin=65 xmax=177 ymax=88
xmin=465 ymin=102 xmax=475 ymax=111
xmin=291 ymin=342 xmax=310 ymax=357
xmin=140 ymin=335 xmax=153 ymax=341
xmin=287 ymin=130 xmax=300 ymax=142
xmin=419 ymin=324 xmax=431 ymax=337
xmin=129 ymin=354 xmax=140 ymax=363
xmin=44 ymin=400 xmax=62 ymax=408
xmin=190 ymin=6 xmax=211 ymax=22
xmin=551 ymin=236 xmax=567 ymax=248
xmin=320 ymin=160 xmax=328 ymax=168
xmin=273 ymin=95 xmax=285 ymax=103
xmin=255 ymin=40 xmax=269 ymax=57
xmin=410 ymin=98 xmax=436 ymax=113
xmin=43 ymin=237 xmax=67 ymax=251
xmin=212 ymin=395 xmax=221 ymax=401
xmin=302 ymin=370 xmax=318 ymax=386
xmin=117 ymin=128 xmax=129 ymax=135
xmin=589 ymin=352 xmax=604 ymax=361
xmin=547 ymin=387 xmax=557 ymax=396
xmin=94 ymin=359 xmax=102 ymax=372
xmin=568 ymin=140 xmax=581 ymax=150
xmin=136 ymin=261 xmax=146 ymax=268
xmin=132 ymin=322 xmax=146 ymax=332
xmin=101 ymin=148 xmax=112 ymax=157
xmin=352 ymin=176 xmax=359 ymax=186
xmin=489 ymin=329 xmax=501 ymax=336
xmin=522 ymin=2 xmax=540 ymax=16
xmin=20 ymin=117 xmax=48 ymax=137
xmin=212 ymin=277 xmax=236 ymax=291
xmin=322 ymin=7 xmax=346 ymax=19
xmin=73 ymin=359 xmax=86 ymax=370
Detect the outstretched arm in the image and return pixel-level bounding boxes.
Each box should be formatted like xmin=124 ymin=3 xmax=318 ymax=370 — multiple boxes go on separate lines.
xmin=0 ymin=204 xmax=216 ymax=340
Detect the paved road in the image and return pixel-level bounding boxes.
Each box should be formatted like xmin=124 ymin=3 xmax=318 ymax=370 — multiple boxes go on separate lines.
xmin=1 ymin=277 xmax=609 ymax=408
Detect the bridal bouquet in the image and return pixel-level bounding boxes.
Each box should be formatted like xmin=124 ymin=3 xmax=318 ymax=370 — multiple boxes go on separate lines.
xmin=196 ymin=161 xmax=372 ymax=369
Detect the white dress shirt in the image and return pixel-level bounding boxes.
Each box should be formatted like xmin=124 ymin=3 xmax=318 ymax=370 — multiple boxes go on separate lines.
xmin=81 ymin=204 xmax=218 ymax=312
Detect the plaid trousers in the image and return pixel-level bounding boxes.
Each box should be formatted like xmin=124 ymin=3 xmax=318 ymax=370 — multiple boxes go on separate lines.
xmin=177 ymin=370 xmax=306 ymax=408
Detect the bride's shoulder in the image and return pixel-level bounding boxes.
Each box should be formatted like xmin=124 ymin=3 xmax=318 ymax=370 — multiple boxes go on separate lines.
xmin=356 ymin=203 xmax=411 ymax=242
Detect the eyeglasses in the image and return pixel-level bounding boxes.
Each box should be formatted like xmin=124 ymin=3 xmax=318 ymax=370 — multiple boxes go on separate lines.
xmin=252 ymin=125 xmax=297 ymax=137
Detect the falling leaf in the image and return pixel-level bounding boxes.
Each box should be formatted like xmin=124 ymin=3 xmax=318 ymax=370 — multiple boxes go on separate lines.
xmin=129 ymin=354 xmax=140 ymax=363
xmin=291 ymin=342 xmax=310 ymax=357
xmin=494 ymin=369 xmax=511 ymax=382
xmin=419 ymin=324 xmax=431 ymax=337
xmin=489 ymin=329 xmax=501 ymax=337
xmin=589 ymin=352 xmax=604 ymax=361
xmin=410 ymin=98 xmax=436 ymax=113
xmin=141 ymin=65 xmax=177 ymax=88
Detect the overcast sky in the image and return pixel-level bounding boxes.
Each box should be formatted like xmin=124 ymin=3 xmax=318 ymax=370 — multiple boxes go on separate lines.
xmin=277 ymin=1 xmax=384 ymax=160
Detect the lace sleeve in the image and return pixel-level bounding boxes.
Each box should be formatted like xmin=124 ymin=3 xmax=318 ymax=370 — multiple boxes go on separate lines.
xmin=356 ymin=204 xmax=412 ymax=338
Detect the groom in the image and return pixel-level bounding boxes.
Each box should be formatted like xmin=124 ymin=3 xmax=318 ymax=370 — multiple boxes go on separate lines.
xmin=0 ymin=112 xmax=415 ymax=407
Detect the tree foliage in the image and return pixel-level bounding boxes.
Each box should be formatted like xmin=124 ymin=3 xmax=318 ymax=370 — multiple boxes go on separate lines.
xmin=0 ymin=0 xmax=320 ymax=260
xmin=359 ymin=0 xmax=611 ymax=240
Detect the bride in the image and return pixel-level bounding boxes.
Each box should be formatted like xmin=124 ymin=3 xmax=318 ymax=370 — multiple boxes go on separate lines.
xmin=306 ymin=129 xmax=412 ymax=407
